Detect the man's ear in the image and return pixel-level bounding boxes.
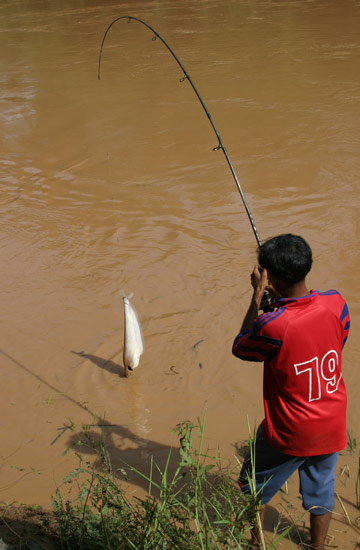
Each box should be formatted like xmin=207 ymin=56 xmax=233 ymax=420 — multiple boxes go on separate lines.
xmin=267 ymin=272 xmax=282 ymax=294
xmin=267 ymin=271 xmax=276 ymax=286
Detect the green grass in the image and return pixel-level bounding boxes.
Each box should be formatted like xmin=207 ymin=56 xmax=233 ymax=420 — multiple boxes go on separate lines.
xmin=356 ymin=454 xmax=360 ymax=510
xmin=52 ymin=415 xmax=265 ymax=549
xmin=52 ymin=415 xmax=319 ymax=549
xmin=347 ymin=429 xmax=358 ymax=453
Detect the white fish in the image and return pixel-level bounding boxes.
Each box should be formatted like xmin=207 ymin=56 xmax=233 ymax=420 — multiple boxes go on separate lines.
xmin=122 ymin=292 xmax=144 ymax=377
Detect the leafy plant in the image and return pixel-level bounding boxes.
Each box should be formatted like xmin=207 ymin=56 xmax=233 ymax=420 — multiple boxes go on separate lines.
xmin=52 ymin=415 xmax=304 ymax=549
xmin=52 ymin=416 xmax=260 ymax=549
xmin=346 ymin=429 xmax=358 ymax=453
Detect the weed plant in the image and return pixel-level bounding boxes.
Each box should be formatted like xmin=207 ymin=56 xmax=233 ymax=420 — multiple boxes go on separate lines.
xmin=52 ymin=416 xmax=262 ymax=549
xmin=346 ymin=429 xmax=358 ymax=453
xmin=356 ymin=454 xmax=360 ymax=510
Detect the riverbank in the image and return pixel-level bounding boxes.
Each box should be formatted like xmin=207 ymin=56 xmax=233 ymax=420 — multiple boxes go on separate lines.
xmin=0 ymin=424 xmax=359 ymax=550
xmin=0 ymin=505 xmax=58 ymax=550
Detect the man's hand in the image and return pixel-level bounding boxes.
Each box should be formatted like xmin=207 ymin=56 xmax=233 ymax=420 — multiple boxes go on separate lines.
xmin=251 ymin=265 xmax=268 ymax=307
xmin=265 ymin=282 xmax=281 ymax=301
xmin=239 ymin=266 xmax=269 ymax=333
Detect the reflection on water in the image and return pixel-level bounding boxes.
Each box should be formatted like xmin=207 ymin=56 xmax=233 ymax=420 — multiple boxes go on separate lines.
xmin=0 ymin=0 xmax=359 ymax=515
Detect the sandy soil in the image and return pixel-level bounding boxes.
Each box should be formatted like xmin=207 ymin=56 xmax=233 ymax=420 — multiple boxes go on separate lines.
xmin=0 ymin=505 xmax=59 ymax=550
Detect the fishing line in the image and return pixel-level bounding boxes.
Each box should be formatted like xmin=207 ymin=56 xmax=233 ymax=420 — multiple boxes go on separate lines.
xmin=98 ymin=16 xmax=273 ymax=311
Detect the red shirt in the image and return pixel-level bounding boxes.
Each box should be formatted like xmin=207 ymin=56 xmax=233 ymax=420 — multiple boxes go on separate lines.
xmin=232 ymin=290 xmax=350 ymax=456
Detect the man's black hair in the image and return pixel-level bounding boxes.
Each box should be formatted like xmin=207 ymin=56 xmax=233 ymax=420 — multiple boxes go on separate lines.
xmin=258 ymin=234 xmax=312 ymax=284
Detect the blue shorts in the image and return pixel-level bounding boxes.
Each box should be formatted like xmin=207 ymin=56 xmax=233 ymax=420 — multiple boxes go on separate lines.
xmin=239 ymin=426 xmax=337 ymax=515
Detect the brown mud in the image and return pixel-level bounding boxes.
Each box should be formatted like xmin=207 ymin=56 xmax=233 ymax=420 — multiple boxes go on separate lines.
xmin=0 ymin=504 xmax=58 ymax=550
xmin=1 ymin=0 xmax=360 ymax=548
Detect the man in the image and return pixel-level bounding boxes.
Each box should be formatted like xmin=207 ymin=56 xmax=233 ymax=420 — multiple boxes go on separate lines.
xmin=232 ymin=234 xmax=350 ymax=550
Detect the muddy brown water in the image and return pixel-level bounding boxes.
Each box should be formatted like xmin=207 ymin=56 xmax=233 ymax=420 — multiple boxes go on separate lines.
xmin=1 ymin=0 xmax=360 ymax=546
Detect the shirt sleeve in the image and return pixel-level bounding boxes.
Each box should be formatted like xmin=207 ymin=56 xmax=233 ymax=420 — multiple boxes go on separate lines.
xmin=340 ymin=300 xmax=350 ymax=348
xmin=232 ymin=311 xmax=284 ymax=362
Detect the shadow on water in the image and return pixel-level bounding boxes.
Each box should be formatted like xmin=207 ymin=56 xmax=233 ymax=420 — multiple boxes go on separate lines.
xmin=64 ymin=424 xmax=182 ymax=495
xmin=71 ymin=350 xmax=124 ymax=376
xmin=0 ymin=349 xmax=179 ymax=495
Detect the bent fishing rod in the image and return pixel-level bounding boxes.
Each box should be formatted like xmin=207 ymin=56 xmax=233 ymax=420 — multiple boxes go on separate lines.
xmin=98 ymin=16 xmax=273 ymax=311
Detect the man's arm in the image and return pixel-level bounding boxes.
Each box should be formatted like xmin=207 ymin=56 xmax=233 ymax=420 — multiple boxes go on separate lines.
xmin=240 ymin=266 xmax=268 ymax=333
xmin=232 ymin=266 xmax=282 ymax=362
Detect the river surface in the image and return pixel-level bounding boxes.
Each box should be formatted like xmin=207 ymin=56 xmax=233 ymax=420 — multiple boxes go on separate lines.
xmin=1 ymin=0 xmax=360 ymax=543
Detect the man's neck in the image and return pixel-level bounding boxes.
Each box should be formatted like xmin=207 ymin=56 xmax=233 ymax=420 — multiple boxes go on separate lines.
xmin=281 ymin=280 xmax=310 ymax=299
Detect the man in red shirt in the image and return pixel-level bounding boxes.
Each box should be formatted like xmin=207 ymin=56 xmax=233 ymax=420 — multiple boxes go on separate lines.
xmin=232 ymin=234 xmax=350 ymax=550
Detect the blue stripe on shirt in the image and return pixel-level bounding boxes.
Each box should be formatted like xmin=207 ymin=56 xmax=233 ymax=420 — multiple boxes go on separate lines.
xmin=253 ymin=312 xmax=276 ymax=331
xmin=251 ymin=334 xmax=283 ymax=347
xmin=233 ymin=343 xmax=269 ymax=358
xmin=277 ymin=290 xmax=339 ymax=304
xmin=340 ymin=303 xmax=349 ymax=322
xmin=255 ymin=308 xmax=286 ymax=333
xmin=239 ymin=354 xmax=266 ymax=362
xmin=276 ymin=291 xmax=319 ymax=304
xmin=232 ymin=331 xmax=282 ymax=362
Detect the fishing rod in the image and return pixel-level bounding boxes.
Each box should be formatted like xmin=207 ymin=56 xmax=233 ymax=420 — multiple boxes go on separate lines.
xmin=98 ymin=16 xmax=273 ymax=312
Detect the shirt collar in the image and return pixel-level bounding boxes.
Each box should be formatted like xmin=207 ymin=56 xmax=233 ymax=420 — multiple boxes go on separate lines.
xmin=274 ymin=290 xmax=319 ymax=307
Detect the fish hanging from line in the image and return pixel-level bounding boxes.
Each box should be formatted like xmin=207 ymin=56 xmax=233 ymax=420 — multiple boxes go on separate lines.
xmin=122 ymin=292 xmax=144 ymax=377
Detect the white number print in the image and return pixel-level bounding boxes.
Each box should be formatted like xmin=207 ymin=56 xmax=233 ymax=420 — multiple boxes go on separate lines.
xmin=321 ymin=350 xmax=341 ymax=394
xmin=294 ymin=350 xmax=342 ymax=402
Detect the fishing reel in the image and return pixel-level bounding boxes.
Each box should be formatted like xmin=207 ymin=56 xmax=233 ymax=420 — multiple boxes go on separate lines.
xmin=260 ymin=290 xmax=275 ymax=313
